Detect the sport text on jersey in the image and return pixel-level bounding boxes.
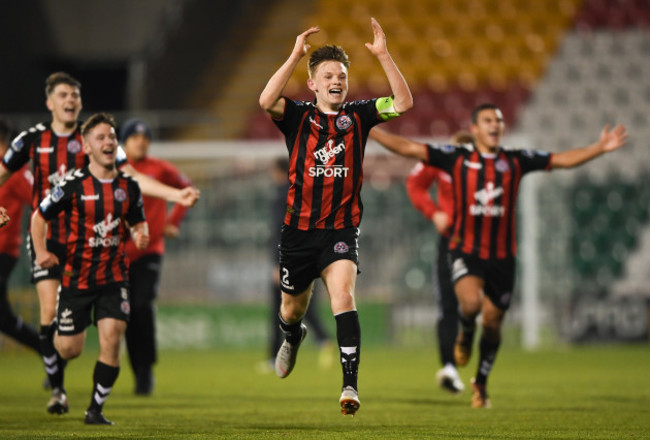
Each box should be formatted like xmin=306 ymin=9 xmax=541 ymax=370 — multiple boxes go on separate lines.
xmin=310 ymin=139 xmax=349 ymax=178
xmin=470 ymin=182 xmax=505 ymax=217
xmin=90 ymin=213 xmax=121 ymax=248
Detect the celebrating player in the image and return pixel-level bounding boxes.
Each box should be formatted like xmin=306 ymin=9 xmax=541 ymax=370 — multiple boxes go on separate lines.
xmin=31 ymin=113 xmax=149 ymax=425
xmin=370 ymin=103 xmax=627 ymax=408
xmin=405 ymin=130 xmax=474 ymax=394
xmin=0 ymin=72 xmax=199 ymax=414
xmin=259 ymin=17 xmax=413 ymax=415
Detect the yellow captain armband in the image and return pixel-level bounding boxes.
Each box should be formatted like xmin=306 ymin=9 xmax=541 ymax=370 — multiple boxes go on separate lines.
xmin=376 ymin=96 xmax=401 ymax=121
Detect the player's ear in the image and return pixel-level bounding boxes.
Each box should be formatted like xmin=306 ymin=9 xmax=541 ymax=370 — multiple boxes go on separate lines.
xmin=45 ymin=97 xmax=54 ymax=112
xmin=307 ymin=78 xmax=317 ymax=92
xmin=82 ymin=138 xmax=91 ymax=154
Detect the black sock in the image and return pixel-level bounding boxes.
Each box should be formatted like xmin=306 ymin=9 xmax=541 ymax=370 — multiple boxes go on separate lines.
xmin=437 ymin=311 xmax=458 ymax=366
xmin=335 ymin=310 xmax=360 ymax=391
xmin=278 ymin=313 xmax=303 ymax=345
xmin=88 ymin=361 xmax=120 ymax=412
xmin=458 ymin=311 xmax=476 ymax=342
xmin=39 ymin=324 xmax=65 ymax=392
xmin=475 ymin=336 xmax=500 ymax=386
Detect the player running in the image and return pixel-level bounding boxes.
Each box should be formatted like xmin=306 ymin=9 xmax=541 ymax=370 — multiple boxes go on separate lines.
xmin=370 ymin=103 xmax=627 ymax=408
xmin=259 ymin=18 xmax=413 ymax=415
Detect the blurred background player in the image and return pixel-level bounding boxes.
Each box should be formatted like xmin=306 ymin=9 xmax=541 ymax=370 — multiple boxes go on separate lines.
xmin=405 ymin=130 xmax=474 ymax=394
xmin=31 ymin=113 xmax=149 ymax=425
xmin=259 ymin=18 xmax=413 ymax=415
xmin=0 ymin=72 xmax=199 ymax=415
xmin=261 ymin=157 xmax=333 ymax=373
xmin=0 ymin=117 xmax=40 ymax=355
xmin=370 ymin=103 xmax=627 ymax=408
xmin=121 ymin=118 xmax=192 ymax=395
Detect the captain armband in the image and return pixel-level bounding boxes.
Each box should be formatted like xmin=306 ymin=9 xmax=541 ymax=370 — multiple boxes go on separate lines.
xmin=376 ymin=96 xmax=401 ymax=121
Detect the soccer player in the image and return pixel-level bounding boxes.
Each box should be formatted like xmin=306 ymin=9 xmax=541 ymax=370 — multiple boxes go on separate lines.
xmin=31 ymin=113 xmax=149 ymax=425
xmin=120 ymin=118 xmax=192 ymax=395
xmin=0 ymin=72 xmax=199 ymax=414
xmin=405 ymin=130 xmax=474 ymax=394
xmin=259 ymin=18 xmax=413 ymax=415
xmin=370 ymin=103 xmax=627 ymax=408
xmin=0 ymin=117 xmax=40 ymax=354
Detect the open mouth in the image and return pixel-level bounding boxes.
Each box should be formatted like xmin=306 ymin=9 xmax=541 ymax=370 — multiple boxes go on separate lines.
xmin=64 ymin=107 xmax=76 ymax=116
xmin=329 ymin=88 xmax=342 ymax=96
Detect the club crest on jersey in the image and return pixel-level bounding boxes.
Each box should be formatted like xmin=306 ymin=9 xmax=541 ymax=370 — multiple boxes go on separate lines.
xmin=335 ymin=114 xmax=353 ymax=130
xmin=67 ymin=139 xmax=81 ymax=154
xmin=333 ymin=241 xmax=349 ymax=254
xmin=51 ymin=185 xmax=64 ymax=203
xmin=121 ymin=300 xmax=130 ymax=315
xmin=495 ymin=159 xmax=509 ymax=173
xmin=114 ymin=188 xmax=127 ymax=202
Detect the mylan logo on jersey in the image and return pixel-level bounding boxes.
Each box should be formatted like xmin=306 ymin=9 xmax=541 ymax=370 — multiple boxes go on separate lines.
xmin=470 ymin=182 xmax=505 ymax=217
xmin=90 ymin=213 xmax=121 ymax=247
xmin=310 ymin=139 xmax=349 ymax=178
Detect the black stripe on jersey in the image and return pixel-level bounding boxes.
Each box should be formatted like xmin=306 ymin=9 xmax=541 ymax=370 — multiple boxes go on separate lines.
xmin=457 ymin=155 xmax=469 ymax=248
xmin=105 ymin=180 xmax=124 ymax=285
xmin=325 ymin=114 xmax=349 ymax=228
xmin=308 ymin=112 xmax=329 ymax=228
xmin=47 ymin=136 xmax=61 ymax=243
xmin=88 ymin=177 xmax=104 ymax=287
xmin=504 ymin=155 xmax=518 ymax=256
xmin=345 ymin=115 xmax=362 ymax=228
xmin=471 ymin=153 xmax=485 ymax=254
xmin=489 ymin=159 xmax=504 ymax=259
xmin=69 ymin=179 xmax=86 ymax=291
xmin=289 ymin=112 xmax=311 ymax=228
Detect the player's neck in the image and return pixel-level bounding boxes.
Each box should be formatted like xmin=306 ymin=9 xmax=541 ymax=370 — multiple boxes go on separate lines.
xmin=475 ymin=142 xmax=499 ymax=155
xmin=316 ymin=101 xmax=341 ymax=114
xmin=51 ymin=119 xmax=77 ymax=136
xmin=88 ymin=162 xmax=118 ymax=181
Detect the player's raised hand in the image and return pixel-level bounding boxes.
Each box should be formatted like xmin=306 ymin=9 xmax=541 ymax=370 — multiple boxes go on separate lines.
xmin=0 ymin=206 xmax=9 ymax=228
xmin=365 ymin=17 xmax=388 ymax=56
xmin=176 ymin=186 xmax=200 ymax=207
xmin=292 ymin=27 xmax=320 ymax=59
xmin=599 ymin=124 xmax=628 ymax=153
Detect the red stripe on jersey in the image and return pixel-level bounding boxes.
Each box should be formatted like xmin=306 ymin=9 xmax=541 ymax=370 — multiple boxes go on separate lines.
xmin=35 ymin=131 xmax=52 ymax=210
xmin=461 ymin=151 xmax=479 ymax=255
xmin=478 ymin=159 xmax=496 ymax=259
xmin=102 ymin=181 xmax=120 ymax=285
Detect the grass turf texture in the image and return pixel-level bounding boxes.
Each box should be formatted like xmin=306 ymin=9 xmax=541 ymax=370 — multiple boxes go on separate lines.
xmin=0 ymin=345 xmax=648 ymax=439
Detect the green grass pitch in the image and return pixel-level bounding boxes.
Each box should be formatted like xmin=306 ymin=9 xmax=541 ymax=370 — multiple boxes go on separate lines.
xmin=0 ymin=344 xmax=648 ymax=439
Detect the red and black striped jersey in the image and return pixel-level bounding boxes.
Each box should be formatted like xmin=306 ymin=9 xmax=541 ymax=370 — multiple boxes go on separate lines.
xmin=37 ymin=167 xmax=145 ymax=290
xmin=1 ymin=121 xmax=128 ymax=244
xmin=425 ymin=143 xmax=552 ymax=259
xmin=272 ymin=98 xmax=389 ymax=230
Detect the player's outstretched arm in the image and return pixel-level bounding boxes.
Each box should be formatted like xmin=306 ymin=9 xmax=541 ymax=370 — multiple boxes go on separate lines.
xmin=130 ymin=221 xmax=150 ymax=250
xmin=259 ymin=26 xmax=320 ymax=118
xmin=123 ymin=163 xmax=200 ymax=207
xmin=551 ymin=123 xmax=628 ymax=169
xmin=369 ymin=127 xmax=428 ymax=161
xmin=30 ymin=210 xmax=59 ymax=268
xmin=364 ymin=17 xmax=413 ymax=114
xmin=0 ymin=206 xmax=9 ymax=228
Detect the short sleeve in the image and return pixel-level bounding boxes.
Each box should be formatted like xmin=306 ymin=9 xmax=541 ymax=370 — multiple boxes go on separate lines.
xmin=125 ymin=180 xmax=146 ymax=226
xmin=425 ymin=143 xmax=462 ymax=174
xmin=38 ymin=182 xmax=74 ymax=221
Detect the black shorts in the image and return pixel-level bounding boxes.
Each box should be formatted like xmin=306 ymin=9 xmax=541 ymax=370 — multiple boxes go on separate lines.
xmin=278 ymin=225 xmax=359 ymax=295
xmin=56 ymin=282 xmax=130 ymax=336
xmin=448 ymin=249 xmax=516 ymax=310
xmin=26 ymin=234 xmax=66 ymax=284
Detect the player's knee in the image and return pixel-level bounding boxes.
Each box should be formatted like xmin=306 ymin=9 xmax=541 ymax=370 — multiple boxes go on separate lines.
xmin=56 ymin=344 xmax=82 ymax=360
